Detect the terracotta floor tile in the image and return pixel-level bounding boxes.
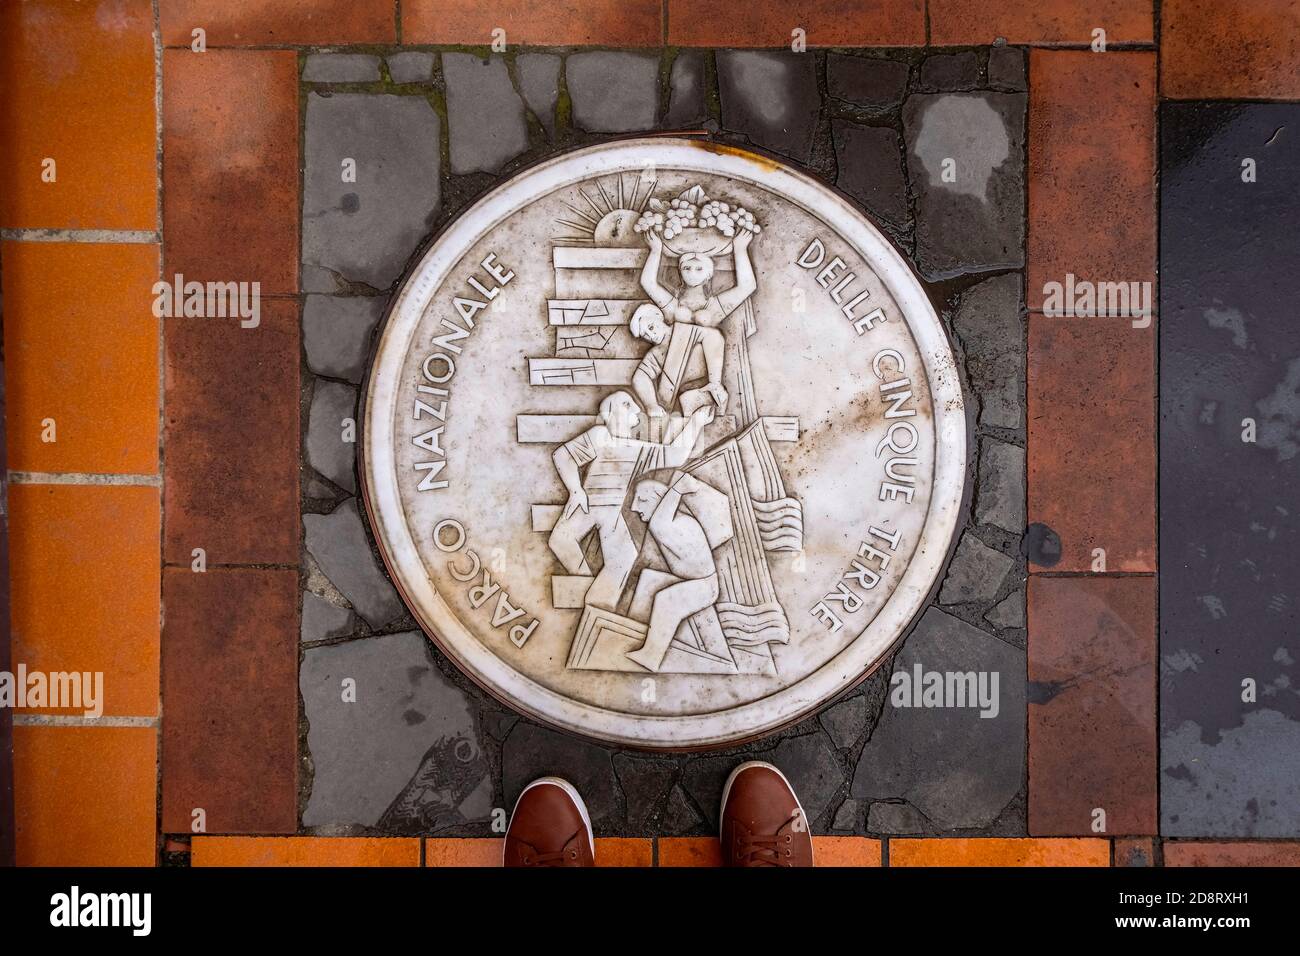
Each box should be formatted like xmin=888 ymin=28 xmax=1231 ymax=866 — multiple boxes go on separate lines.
xmin=403 ymin=0 xmax=662 ymax=45
xmin=424 ymin=838 xmax=501 ymax=867
xmin=3 ymin=241 xmax=159 ymax=475
xmin=1163 ymin=842 xmax=1300 ymax=867
xmin=1029 ymin=577 xmax=1156 ymax=835
xmin=657 ymin=837 xmax=723 ymax=866
xmin=930 ymin=0 xmax=1152 ymax=45
xmin=1162 ymin=0 xmax=1300 ymax=99
xmin=889 ymin=838 xmax=1110 ymax=867
xmin=193 ymin=837 xmax=420 ymax=866
xmin=0 ymin=0 xmax=156 ymax=230
xmin=161 ymin=0 xmax=395 ymax=46
xmin=667 ymin=0 xmax=925 ymax=46
xmin=163 ymin=298 xmax=299 ymax=566
xmin=813 ymin=836 xmax=883 ymax=866
xmin=163 ymin=49 xmax=298 ymax=293
xmin=595 ymin=837 xmax=654 ymax=867
xmin=1027 ymin=314 xmax=1155 ymax=572
xmin=1028 ymin=51 xmax=1156 ymax=311
xmin=13 ymin=725 xmax=157 ymax=866
xmin=161 ymin=568 xmax=298 ymax=834
xmin=9 ymin=485 xmax=160 ymax=718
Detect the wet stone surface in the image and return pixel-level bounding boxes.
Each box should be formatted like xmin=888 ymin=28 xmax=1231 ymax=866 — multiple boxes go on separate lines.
xmin=294 ymin=46 xmax=1031 ymax=838
xmin=1160 ymin=102 xmax=1300 ymax=837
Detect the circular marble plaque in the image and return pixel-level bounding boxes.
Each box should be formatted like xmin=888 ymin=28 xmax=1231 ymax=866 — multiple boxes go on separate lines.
xmin=362 ymin=139 xmax=966 ymax=750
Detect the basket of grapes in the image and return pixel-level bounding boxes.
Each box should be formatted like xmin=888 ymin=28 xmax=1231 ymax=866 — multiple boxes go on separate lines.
xmin=633 ymin=185 xmax=761 ymax=257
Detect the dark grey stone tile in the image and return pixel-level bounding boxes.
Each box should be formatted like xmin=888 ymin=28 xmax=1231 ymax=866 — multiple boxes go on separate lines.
xmin=939 ymin=533 xmax=1014 ymax=606
xmin=1160 ymin=102 xmax=1300 ymax=837
xmin=976 ymin=437 xmax=1026 ymax=533
xmin=952 ymin=272 xmax=1025 ymax=430
xmin=987 ymin=46 xmax=1026 ymax=91
xmin=919 ymin=51 xmax=979 ymax=91
xmin=387 ymin=51 xmax=433 ymax=84
xmin=819 ymin=694 xmax=870 ymax=749
xmin=833 ymin=121 xmax=909 ymax=229
xmin=516 ymin=53 xmax=561 ymax=137
xmin=303 ymin=497 xmax=404 ymax=629
xmin=567 ymin=52 xmax=659 ymax=133
xmin=502 ymin=722 xmax=621 ymax=825
xmin=718 ymin=50 xmax=820 ymax=163
xmin=666 ymin=51 xmax=708 ymax=127
xmin=306 ymin=380 xmax=358 ymax=493
xmin=443 ymin=53 xmax=529 ymax=174
xmin=827 ymin=53 xmax=909 ymax=110
xmin=302 ymin=295 xmax=385 ymax=385
xmin=303 ymin=53 xmax=381 ymax=83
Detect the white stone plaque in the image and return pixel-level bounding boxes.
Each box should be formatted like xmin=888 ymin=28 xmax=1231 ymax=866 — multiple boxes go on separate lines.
xmin=362 ymin=139 xmax=966 ymax=749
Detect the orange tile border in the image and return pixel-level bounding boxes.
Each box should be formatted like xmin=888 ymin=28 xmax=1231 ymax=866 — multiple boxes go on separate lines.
xmin=930 ymin=0 xmax=1153 ymax=45
xmin=1163 ymin=842 xmax=1300 ymax=867
xmin=160 ymin=0 xmax=396 ymax=46
xmin=1161 ymin=0 xmax=1300 ymax=100
xmin=0 ymin=0 xmax=157 ymax=230
xmin=2 ymin=241 xmax=159 ymax=475
xmin=667 ymin=0 xmax=925 ymax=47
xmin=657 ymin=836 xmax=724 ymax=867
xmin=193 ymin=837 xmax=421 ymax=867
xmin=889 ymin=838 xmax=1111 ymax=867
xmin=595 ymin=837 xmax=655 ymax=867
xmin=814 ymin=836 xmax=883 ymax=867
xmin=9 ymin=484 xmax=160 ymax=718
xmin=403 ymin=0 xmax=663 ymax=46
xmin=423 ymin=837 xmax=654 ymax=867
xmin=13 ymin=725 xmax=157 ymax=866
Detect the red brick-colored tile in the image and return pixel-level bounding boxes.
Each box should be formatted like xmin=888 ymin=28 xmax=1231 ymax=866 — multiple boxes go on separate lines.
xmin=1028 ymin=577 xmax=1156 ymax=835
xmin=657 ymin=837 xmax=723 ymax=866
xmin=164 ymin=298 xmax=299 ymax=566
xmin=194 ymin=837 xmax=420 ymax=866
xmin=14 ymin=726 xmax=157 ymax=866
xmin=161 ymin=568 xmax=298 ymax=834
xmin=1114 ymin=838 xmax=1154 ymax=866
xmin=668 ymin=0 xmax=924 ymax=46
xmin=163 ymin=49 xmax=298 ymax=293
xmin=1027 ymin=314 xmax=1155 ymax=572
xmin=596 ymin=837 xmax=654 ymax=867
xmin=889 ymin=838 xmax=1110 ymax=867
xmin=813 ymin=836 xmax=883 ymax=866
xmin=0 ymin=0 xmax=156 ymax=230
xmin=3 ymin=242 xmax=158 ymax=475
xmin=1028 ymin=51 xmax=1156 ymax=311
xmin=161 ymin=0 xmax=395 ymax=46
xmin=1164 ymin=842 xmax=1300 ymax=867
xmin=404 ymin=0 xmax=662 ymax=45
xmin=1162 ymin=0 xmax=1300 ymax=99
xmin=9 ymin=485 xmax=160 ymax=718
xmin=930 ymin=0 xmax=1152 ymax=45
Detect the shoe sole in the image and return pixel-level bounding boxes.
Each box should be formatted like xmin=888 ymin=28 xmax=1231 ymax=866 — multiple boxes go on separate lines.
xmin=719 ymin=760 xmax=814 ymax=866
xmin=503 ymin=776 xmax=595 ymax=866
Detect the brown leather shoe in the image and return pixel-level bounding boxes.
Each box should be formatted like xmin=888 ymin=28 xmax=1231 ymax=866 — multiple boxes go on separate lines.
xmin=720 ymin=761 xmax=814 ymax=867
xmin=503 ymin=777 xmax=595 ymax=867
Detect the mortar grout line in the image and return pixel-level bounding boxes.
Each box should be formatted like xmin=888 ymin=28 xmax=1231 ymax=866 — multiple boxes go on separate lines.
xmin=0 ymin=229 xmax=160 ymax=244
xmin=9 ymin=471 xmax=162 ymax=487
xmin=12 ymin=715 xmax=160 ymax=728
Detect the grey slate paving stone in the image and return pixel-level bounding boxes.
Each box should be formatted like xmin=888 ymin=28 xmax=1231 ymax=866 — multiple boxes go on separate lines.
xmin=904 ymin=92 xmax=1026 ymax=280
xmin=303 ymin=53 xmax=382 ymax=83
xmin=481 ymin=709 xmax=519 ymax=742
xmin=770 ymin=732 xmax=844 ymax=825
xmin=833 ymin=121 xmax=909 ymax=229
xmin=939 ymin=533 xmax=1014 ymax=605
xmin=515 ymin=53 xmax=561 ymax=137
xmin=303 ymin=295 xmax=385 ymax=384
xmin=1160 ymin=102 xmax=1300 ymax=837
xmin=852 ymin=607 xmax=1026 ymax=828
xmin=301 ymin=591 xmax=353 ymax=644
xmin=985 ymin=589 xmax=1026 ymax=630
xmin=666 ymin=51 xmax=707 ymax=127
xmin=866 ymin=800 xmax=928 ymax=834
xmin=662 ymin=785 xmax=703 ymax=834
xmin=717 ymin=51 xmax=820 ymax=163
xmin=567 ymin=51 xmax=659 ymax=133
xmin=307 ymin=380 xmax=358 ymax=493
xmin=303 ymin=497 xmax=405 ymax=629
xmin=819 ymin=694 xmax=870 ymax=749
xmin=386 ymin=51 xmax=434 ymax=84
xmin=302 ymin=631 xmax=484 ymax=828
xmin=443 ymin=52 xmax=529 ymax=175
xmin=831 ymin=798 xmax=865 ymax=832
xmin=302 ymin=93 xmax=440 ymax=290
xmin=502 ymin=722 xmax=620 ymax=824
xmin=952 ymin=272 xmax=1025 ymax=430
xmin=614 ymin=754 xmax=677 ymax=831
xmin=919 ymin=51 xmax=979 ymax=91
xmin=682 ymin=752 xmax=742 ymax=829
xmin=987 ymin=46 xmax=1027 ymax=91
xmin=826 ymin=54 xmax=909 ymax=110
xmin=976 ymin=437 xmax=1026 ymax=533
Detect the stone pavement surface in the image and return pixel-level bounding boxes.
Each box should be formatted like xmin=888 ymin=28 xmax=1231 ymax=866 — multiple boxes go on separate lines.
xmin=2 ymin=0 xmax=1299 ymax=867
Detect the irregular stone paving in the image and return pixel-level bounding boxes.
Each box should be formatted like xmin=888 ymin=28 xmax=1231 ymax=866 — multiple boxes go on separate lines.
xmin=297 ymin=47 xmax=1033 ymax=838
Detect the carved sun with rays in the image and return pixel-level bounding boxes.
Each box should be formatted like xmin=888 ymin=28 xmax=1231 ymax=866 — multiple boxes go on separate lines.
xmin=552 ymin=172 xmax=659 ymax=246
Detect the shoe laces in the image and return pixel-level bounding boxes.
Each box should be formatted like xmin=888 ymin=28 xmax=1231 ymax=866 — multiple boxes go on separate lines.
xmin=736 ymin=820 xmax=798 ymax=867
xmin=518 ymin=833 xmax=583 ymax=867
